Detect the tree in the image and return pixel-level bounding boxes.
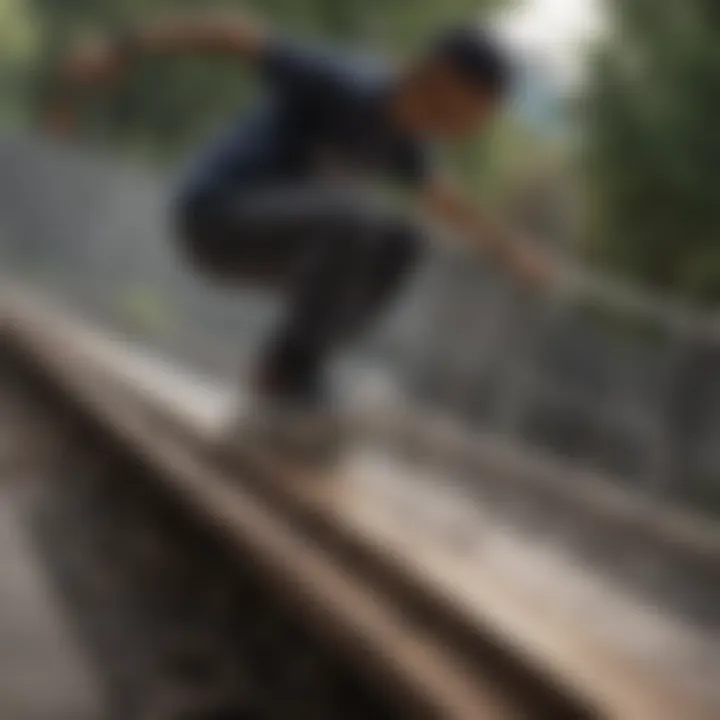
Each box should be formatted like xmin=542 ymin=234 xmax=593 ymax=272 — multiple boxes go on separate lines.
xmin=0 ymin=0 xmax=40 ymax=123
xmin=21 ymin=0 xmax=507 ymax=163
xmin=584 ymin=1 xmax=720 ymax=304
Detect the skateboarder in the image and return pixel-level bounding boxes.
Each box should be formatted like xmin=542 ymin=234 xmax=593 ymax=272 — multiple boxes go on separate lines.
xmin=51 ymin=13 xmax=554 ymax=458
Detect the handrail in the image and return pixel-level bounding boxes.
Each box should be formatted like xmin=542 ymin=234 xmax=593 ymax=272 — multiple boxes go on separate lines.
xmin=2 ymin=291 xmax=716 ymax=720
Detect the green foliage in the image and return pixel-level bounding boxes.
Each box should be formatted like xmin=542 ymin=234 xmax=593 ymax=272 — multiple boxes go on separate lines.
xmin=19 ymin=0 xmax=505 ymax=164
xmin=0 ymin=0 xmax=39 ymax=61
xmin=584 ymin=2 xmax=720 ymax=303
xmin=0 ymin=0 xmax=41 ymax=123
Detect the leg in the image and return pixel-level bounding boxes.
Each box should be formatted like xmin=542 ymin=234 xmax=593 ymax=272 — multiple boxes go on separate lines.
xmin=176 ymin=184 xmax=306 ymax=286
xmin=176 ymin=184 xmax=423 ymax=401
xmin=265 ymin=215 xmax=421 ymax=398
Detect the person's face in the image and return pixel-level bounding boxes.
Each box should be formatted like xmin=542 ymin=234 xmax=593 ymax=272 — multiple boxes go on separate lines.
xmin=396 ymin=58 xmax=501 ymax=140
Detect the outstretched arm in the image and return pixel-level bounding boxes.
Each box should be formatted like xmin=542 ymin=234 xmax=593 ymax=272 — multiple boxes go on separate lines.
xmin=45 ymin=13 xmax=270 ymax=136
xmin=422 ymin=176 xmax=556 ymax=289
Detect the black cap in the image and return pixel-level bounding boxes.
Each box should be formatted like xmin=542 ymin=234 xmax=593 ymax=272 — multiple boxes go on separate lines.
xmin=432 ymin=27 xmax=513 ymax=99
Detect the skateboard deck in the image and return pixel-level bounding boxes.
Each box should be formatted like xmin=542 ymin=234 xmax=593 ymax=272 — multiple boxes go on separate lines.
xmin=214 ymin=406 xmax=353 ymax=486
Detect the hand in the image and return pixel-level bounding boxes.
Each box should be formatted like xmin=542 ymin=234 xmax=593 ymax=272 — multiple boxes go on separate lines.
xmin=508 ymin=243 xmax=556 ymax=291
xmin=59 ymin=35 xmax=127 ymax=89
xmin=43 ymin=104 xmax=78 ymax=140
xmin=44 ymin=35 xmax=128 ymax=140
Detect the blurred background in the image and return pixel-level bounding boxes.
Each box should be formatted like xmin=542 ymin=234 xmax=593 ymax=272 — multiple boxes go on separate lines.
xmin=1 ymin=1 xmax=720 ymax=718
xmin=3 ymin=0 xmax=720 ymax=511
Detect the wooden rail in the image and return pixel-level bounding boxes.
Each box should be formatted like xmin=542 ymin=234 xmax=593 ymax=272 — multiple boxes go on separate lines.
xmin=1 ymin=292 xmax=716 ymax=720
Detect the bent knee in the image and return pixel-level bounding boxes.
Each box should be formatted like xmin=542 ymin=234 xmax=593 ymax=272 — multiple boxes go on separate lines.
xmin=173 ymin=188 xmax=230 ymax=276
xmin=375 ymin=220 xmax=423 ymax=280
xmin=174 ymin=186 xmax=214 ymax=244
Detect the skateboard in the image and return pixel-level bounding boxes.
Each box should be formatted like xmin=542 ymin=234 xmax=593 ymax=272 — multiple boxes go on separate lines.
xmin=215 ymin=399 xmax=350 ymax=481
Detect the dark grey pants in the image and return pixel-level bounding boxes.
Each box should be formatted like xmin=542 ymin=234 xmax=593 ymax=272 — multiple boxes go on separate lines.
xmin=177 ymin=184 xmax=422 ymax=398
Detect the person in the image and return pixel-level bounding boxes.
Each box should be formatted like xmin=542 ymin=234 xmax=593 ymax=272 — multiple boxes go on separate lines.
xmin=50 ymin=13 xmax=555 ymax=458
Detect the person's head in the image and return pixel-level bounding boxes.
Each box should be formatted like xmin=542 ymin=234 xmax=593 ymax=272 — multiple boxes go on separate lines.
xmin=392 ymin=27 xmax=513 ymax=140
